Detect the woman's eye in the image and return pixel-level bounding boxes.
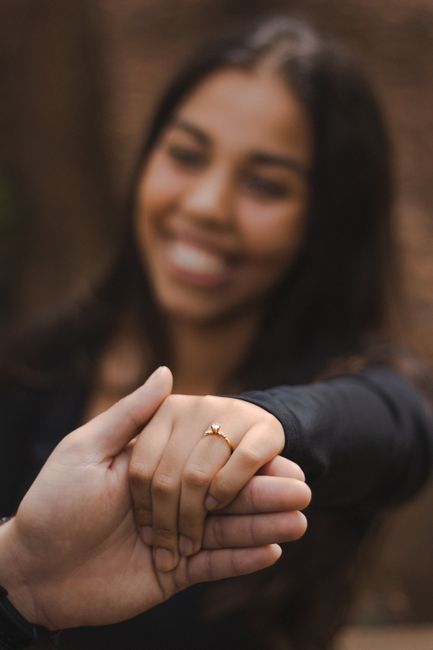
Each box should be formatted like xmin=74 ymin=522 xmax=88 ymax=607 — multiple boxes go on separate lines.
xmin=167 ymin=145 xmax=204 ymax=169
xmin=245 ymin=175 xmax=289 ymax=199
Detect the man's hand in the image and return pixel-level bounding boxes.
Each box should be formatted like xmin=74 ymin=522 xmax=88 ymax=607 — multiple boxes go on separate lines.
xmin=0 ymin=368 xmax=309 ymax=632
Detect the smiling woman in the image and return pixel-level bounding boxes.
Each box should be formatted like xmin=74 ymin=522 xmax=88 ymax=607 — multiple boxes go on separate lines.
xmin=136 ymin=68 xmax=311 ymax=324
xmin=1 ymin=14 xmax=432 ymax=650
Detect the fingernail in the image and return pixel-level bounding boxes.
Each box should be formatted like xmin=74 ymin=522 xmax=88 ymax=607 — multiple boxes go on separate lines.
xmin=154 ymin=547 xmax=176 ymax=572
xmin=179 ymin=536 xmax=194 ymax=556
xmin=272 ymin=544 xmax=283 ymax=560
xmin=140 ymin=526 xmax=153 ymax=545
xmin=205 ymin=496 xmax=219 ymax=510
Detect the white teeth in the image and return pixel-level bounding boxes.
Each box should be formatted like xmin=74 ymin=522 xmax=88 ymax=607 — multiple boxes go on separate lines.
xmin=169 ymin=241 xmax=227 ymax=275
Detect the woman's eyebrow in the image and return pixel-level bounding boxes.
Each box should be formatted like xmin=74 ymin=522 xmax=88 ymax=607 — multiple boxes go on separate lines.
xmin=250 ymin=151 xmax=309 ymax=177
xmin=169 ymin=118 xmax=209 ymax=145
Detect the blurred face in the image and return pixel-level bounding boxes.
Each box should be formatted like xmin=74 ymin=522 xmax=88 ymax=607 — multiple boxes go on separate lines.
xmin=135 ymin=68 xmax=312 ymax=323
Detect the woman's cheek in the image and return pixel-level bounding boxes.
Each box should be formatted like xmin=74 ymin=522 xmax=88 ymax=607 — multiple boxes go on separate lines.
xmin=138 ymin=157 xmax=186 ymax=211
xmin=237 ymin=198 xmax=306 ymax=256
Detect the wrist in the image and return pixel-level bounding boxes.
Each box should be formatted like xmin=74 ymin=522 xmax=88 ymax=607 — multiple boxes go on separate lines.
xmin=0 ymin=518 xmax=53 ymax=631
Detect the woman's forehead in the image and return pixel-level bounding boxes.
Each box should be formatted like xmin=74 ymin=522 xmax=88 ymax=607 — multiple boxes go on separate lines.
xmin=172 ymin=68 xmax=312 ymax=165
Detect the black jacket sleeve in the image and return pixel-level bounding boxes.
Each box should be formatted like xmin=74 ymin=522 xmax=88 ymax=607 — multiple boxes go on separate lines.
xmin=238 ymin=366 xmax=433 ymax=508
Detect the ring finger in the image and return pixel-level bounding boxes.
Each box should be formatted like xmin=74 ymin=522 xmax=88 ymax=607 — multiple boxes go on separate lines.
xmin=179 ymin=423 xmax=236 ymax=557
xmin=150 ymin=418 xmax=225 ymax=569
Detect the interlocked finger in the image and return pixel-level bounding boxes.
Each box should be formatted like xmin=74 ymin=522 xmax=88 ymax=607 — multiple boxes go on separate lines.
xmin=219 ymin=475 xmax=311 ymax=515
xmin=178 ymin=425 xmax=235 ymax=557
xmin=203 ymin=511 xmax=308 ymax=549
xmin=183 ymin=545 xmax=282 ymax=588
xmin=129 ymin=409 xmax=173 ymax=530
xmin=206 ymin=421 xmax=284 ymax=511
xmin=257 ymin=455 xmax=305 ymax=481
xmin=149 ymin=422 xmax=209 ymax=571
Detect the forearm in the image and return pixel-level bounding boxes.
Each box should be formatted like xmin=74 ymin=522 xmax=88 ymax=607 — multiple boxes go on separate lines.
xmin=238 ymin=366 xmax=433 ymax=507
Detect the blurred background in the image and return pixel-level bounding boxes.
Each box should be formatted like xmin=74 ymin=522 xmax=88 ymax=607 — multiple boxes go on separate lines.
xmin=1 ymin=1 xmax=432 ymax=647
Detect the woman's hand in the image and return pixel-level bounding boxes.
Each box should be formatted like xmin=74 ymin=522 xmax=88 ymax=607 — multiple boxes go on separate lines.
xmin=0 ymin=370 xmax=308 ymax=632
xmin=129 ymin=395 xmax=310 ymax=572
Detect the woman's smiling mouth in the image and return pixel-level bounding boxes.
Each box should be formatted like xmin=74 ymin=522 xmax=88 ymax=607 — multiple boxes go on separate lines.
xmin=164 ymin=238 xmax=234 ymax=287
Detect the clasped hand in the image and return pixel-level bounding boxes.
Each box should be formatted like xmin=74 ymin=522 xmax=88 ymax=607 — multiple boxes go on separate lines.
xmin=129 ymin=376 xmax=310 ymax=572
xmin=0 ymin=367 xmax=310 ymax=632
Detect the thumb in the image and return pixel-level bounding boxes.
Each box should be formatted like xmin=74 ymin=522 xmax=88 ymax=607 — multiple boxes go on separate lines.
xmin=83 ymin=366 xmax=173 ymax=457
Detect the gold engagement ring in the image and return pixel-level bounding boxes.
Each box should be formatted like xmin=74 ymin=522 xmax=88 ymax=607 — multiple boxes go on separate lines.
xmin=203 ymin=423 xmax=234 ymax=453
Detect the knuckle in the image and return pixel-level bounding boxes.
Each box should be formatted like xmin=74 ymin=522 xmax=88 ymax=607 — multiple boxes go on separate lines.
xmin=129 ymin=462 xmax=151 ymax=489
xmin=183 ymin=466 xmax=211 ymax=489
xmin=135 ymin=507 xmax=152 ymax=527
xmin=201 ymin=394 xmax=216 ymax=408
xmin=248 ymin=513 xmax=257 ymax=543
xmin=246 ymin=478 xmax=260 ymax=508
xmin=263 ymin=413 xmax=285 ymax=443
xmin=166 ymin=393 xmax=192 ymax=409
xmin=165 ymin=394 xmax=181 ymax=408
xmin=238 ymin=444 xmax=263 ymax=467
xmin=211 ymin=476 xmax=233 ymax=503
xmin=213 ymin=517 xmax=225 ymax=548
xmin=153 ymin=526 xmax=176 ymax=544
xmin=258 ymin=410 xmax=273 ymax=424
xmin=152 ymin=472 xmax=176 ymax=497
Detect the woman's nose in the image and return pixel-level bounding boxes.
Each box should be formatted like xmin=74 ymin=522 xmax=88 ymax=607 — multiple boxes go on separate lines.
xmin=181 ymin=167 xmax=233 ymax=228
